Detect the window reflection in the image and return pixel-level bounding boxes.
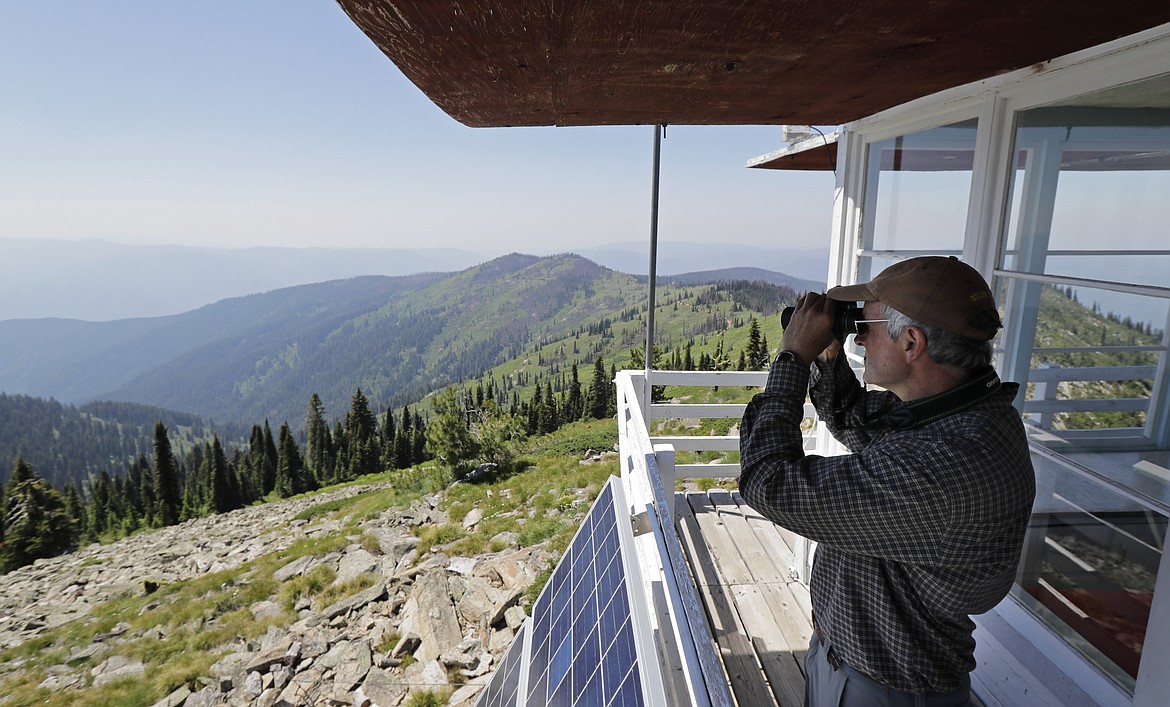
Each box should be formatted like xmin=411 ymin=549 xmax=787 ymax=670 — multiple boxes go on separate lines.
xmin=1014 ymin=451 xmax=1167 ymax=692
xmin=998 ymin=281 xmax=1166 ymax=440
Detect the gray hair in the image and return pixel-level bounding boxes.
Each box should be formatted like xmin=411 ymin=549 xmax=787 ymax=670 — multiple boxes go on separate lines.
xmin=882 ymin=304 xmax=993 ymax=369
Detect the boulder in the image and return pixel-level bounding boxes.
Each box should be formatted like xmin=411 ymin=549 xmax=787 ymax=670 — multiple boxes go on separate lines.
xmin=358 ymin=667 xmax=407 ymax=707
xmin=320 ymin=581 xmax=388 ymax=621
xmin=91 ymin=654 xmax=146 ymax=686
xmin=149 ymin=685 xmax=192 ymax=707
xmin=273 ymin=556 xmax=317 ymax=582
xmin=336 ymin=548 xmax=380 ymax=585
xmin=462 ymin=508 xmax=484 ymax=530
xmin=412 ymin=572 xmax=462 ymax=663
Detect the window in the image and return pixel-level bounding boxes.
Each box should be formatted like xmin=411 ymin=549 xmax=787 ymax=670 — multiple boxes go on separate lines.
xmin=998 ymin=73 xmax=1170 ymax=693
xmin=857 ymin=119 xmax=977 ymax=281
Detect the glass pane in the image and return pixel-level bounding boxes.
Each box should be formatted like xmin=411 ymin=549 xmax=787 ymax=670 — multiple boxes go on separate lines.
xmin=998 ymin=279 xmax=1168 ymax=443
xmin=862 ymin=120 xmax=976 ymax=255
xmin=997 ymin=73 xmax=1170 ymax=698
xmin=1013 ymin=452 xmax=1168 ymax=692
xmin=1001 ymin=76 xmax=1170 ymax=289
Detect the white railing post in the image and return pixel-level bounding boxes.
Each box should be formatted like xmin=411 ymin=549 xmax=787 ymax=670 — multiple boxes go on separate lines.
xmin=654 ymin=444 xmax=676 ymax=518
xmin=1033 ymin=362 xmax=1060 ymax=429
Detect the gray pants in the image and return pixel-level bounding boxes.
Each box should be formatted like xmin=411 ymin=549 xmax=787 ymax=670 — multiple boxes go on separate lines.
xmin=805 ymin=632 xmax=974 ymax=707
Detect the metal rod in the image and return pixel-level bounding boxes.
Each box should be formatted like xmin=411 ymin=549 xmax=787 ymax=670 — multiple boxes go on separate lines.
xmin=645 ymin=125 xmax=663 ymax=424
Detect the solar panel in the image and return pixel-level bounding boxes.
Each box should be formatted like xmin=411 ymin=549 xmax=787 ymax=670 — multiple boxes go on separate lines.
xmin=476 ymin=624 xmax=527 ymax=707
xmin=475 ymin=475 xmax=665 ymax=707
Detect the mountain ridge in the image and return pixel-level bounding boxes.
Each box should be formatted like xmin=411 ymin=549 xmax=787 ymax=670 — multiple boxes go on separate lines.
xmin=0 ymin=238 xmax=827 ymax=321
xmin=0 ymin=253 xmax=807 ymax=428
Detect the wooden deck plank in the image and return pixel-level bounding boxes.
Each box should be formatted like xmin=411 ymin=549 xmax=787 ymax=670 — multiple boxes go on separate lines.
xmin=730 ymin=492 xmax=816 ymax=637
xmin=707 ymin=491 xmax=809 ymax=706
xmin=675 ymin=492 xmax=774 ymax=706
xmin=732 ymin=491 xmax=816 ymax=625
xmin=681 ymin=492 xmax=810 ymax=706
xmin=677 ymin=490 xmax=988 ymax=707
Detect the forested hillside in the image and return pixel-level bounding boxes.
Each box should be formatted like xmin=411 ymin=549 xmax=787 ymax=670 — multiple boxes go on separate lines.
xmin=0 ymin=273 xmax=446 ymax=404
xmin=1 ymin=266 xmax=1162 ymax=576
xmin=0 ymin=254 xmax=810 ymax=427
xmin=0 ymin=395 xmax=244 ymax=489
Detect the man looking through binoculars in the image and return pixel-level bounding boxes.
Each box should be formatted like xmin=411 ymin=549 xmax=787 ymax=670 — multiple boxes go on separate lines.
xmin=739 ymin=256 xmax=1035 ymax=707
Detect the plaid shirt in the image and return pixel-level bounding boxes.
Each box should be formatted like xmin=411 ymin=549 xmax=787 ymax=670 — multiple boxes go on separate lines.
xmin=739 ymin=354 xmax=1035 ymax=693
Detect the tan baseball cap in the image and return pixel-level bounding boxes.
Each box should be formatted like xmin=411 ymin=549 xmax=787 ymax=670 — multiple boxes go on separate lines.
xmin=827 ymin=256 xmax=1002 ymax=340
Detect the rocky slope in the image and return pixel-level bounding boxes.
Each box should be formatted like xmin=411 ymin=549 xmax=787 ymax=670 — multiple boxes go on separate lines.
xmin=0 ymin=477 xmax=586 ymax=706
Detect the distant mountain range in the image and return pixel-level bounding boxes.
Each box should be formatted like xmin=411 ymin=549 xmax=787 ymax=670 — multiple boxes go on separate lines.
xmin=0 ymin=253 xmax=810 ymax=427
xmin=0 ymin=238 xmax=827 ymax=320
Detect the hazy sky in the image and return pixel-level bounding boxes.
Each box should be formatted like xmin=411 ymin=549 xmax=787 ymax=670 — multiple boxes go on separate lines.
xmin=0 ymin=2 xmax=835 ymax=255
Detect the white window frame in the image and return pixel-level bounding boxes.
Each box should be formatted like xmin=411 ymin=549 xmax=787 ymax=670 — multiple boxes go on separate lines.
xmin=826 ymin=22 xmax=1170 ymax=707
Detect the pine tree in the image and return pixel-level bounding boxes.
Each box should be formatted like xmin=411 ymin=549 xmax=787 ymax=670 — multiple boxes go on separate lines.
xmin=90 ymin=471 xmax=113 ymax=537
xmin=380 ymin=405 xmax=397 ymax=471
xmin=426 ymin=386 xmax=480 ymax=479
xmin=308 ymin=393 xmax=332 ymax=486
xmin=63 ymin=482 xmax=87 ymax=541
xmin=262 ymin=421 xmax=279 ymax=493
xmin=346 ymin=389 xmax=380 ymax=479
xmin=566 ymin=363 xmax=584 ymax=422
xmin=275 ymin=423 xmax=306 ymax=498
xmin=153 ymin=422 xmax=182 ymax=527
xmin=1 ymin=458 xmax=77 ymax=573
xmin=586 ymin=357 xmax=609 ymax=420
xmin=412 ymin=411 xmax=427 ymax=464
xmin=331 ymin=420 xmax=348 ymax=483
xmin=395 ymin=405 xmax=413 ymax=469
xmin=629 ymin=346 xmax=665 ymax=402
xmin=528 ymin=383 xmax=543 ymax=434
xmin=208 ymin=436 xmax=236 ymax=514
xmin=745 ymin=318 xmax=766 ymax=369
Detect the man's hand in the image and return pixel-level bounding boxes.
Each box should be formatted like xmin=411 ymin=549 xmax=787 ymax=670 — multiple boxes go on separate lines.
xmin=781 ymin=292 xmax=840 ymax=364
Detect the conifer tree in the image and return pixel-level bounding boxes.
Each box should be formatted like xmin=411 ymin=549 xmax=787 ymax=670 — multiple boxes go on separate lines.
xmin=586 ymin=357 xmax=609 ymax=420
xmin=566 ymin=363 xmax=584 ymax=422
xmin=380 ymin=405 xmax=397 ymax=471
xmin=262 ymin=421 xmax=279 ymax=492
xmin=275 ymin=422 xmax=306 ymax=497
xmin=124 ymin=455 xmax=145 ymax=526
xmin=1 ymin=458 xmax=76 ymax=573
xmin=543 ymin=380 xmax=557 ymax=433
xmin=528 ymin=383 xmax=543 ymax=434
xmin=63 ymin=482 xmax=87 ymax=541
xmin=247 ymin=425 xmax=268 ymax=496
xmin=629 ymin=346 xmax=666 ymax=402
xmin=306 ymin=394 xmax=331 ymax=484
xmin=331 ymin=420 xmax=348 ymax=482
xmin=90 ymin=471 xmax=112 ymax=537
xmin=745 ymin=318 xmax=765 ymax=369
xmin=153 ymin=422 xmax=181 ymax=527
xmin=395 ymin=406 xmax=413 ymax=469
xmin=412 ymin=411 xmax=427 ymax=464
xmin=208 ymin=436 xmax=236 ymax=514
xmin=346 ymin=389 xmax=380 ymax=479
xmin=426 ymin=386 xmax=480 ymax=479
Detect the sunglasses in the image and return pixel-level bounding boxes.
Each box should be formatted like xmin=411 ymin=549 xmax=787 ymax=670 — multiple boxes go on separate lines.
xmin=850 ymin=319 xmax=890 ymax=337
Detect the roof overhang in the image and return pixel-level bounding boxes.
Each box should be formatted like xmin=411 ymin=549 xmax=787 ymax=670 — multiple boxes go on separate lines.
xmin=746 ymin=129 xmax=842 ymax=171
xmin=336 ymin=1 xmax=1170 ymax=128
